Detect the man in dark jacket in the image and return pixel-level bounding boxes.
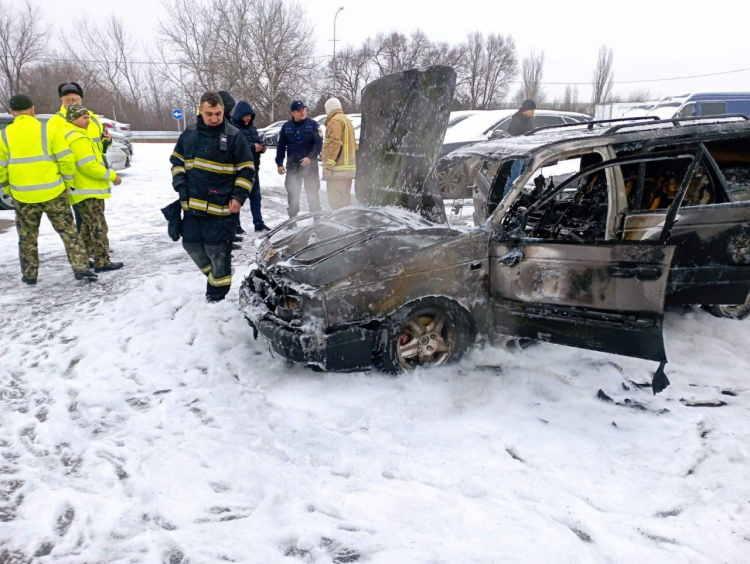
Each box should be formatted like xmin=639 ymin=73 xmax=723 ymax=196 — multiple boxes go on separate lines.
xmin=170 ymin=91 xmax=255 ymax=302
xmin=507 ymin=99 xmax=536 ymax=136
xmin=219 ymin=91 xmax=245 ymax=240
xmin=232 ymin=101 xmax=269 ymax=232
xmin=503 ymin=99 xmax=537 ymax=196
xmin=275 ymin=100 xmax=323 ymax=218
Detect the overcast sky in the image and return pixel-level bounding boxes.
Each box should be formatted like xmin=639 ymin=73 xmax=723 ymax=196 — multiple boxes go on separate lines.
xmin=39 ymin=0 xmax=750 ymax=102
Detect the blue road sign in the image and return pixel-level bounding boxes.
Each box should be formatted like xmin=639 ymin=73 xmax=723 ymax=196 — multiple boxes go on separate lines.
xmin=172 ymin=109 xmax=184 ymax=120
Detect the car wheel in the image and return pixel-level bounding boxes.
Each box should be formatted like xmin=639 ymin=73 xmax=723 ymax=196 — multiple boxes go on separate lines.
xmin=438 ymin=161 xmax=469 ymax=199
xmin=704 ymin=294 xmax=750 ymax=320
xmin=0 ymin=189 xmax=13 ymax=211
xmin=374 ymin=298 xmax=475 ymax=374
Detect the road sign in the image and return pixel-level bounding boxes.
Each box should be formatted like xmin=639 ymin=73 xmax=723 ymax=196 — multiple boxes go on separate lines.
xmin=172 ymin=109 xmax=184 ymax=120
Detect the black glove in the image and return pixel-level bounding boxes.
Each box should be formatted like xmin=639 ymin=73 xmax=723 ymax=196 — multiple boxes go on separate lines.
xmin=161 ymin=199 xmax=183 ymax=242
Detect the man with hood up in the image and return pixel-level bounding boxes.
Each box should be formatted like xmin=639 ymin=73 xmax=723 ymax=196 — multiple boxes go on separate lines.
xmin=219 ymin=91 xmax=246 ymax=241
xmin=320 ymin=97 xmax=356 ymax=210
xmin=232 ymin=101 xmax=269 ymax=232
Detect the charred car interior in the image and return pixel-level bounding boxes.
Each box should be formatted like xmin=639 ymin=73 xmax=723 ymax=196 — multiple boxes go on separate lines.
xmin=240 ymin=67 xmax=750 ymax=392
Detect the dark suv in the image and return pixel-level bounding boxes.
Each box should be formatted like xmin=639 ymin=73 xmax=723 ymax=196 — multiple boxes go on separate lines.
xmin=239 ymin=68 xmax=750 ymax=392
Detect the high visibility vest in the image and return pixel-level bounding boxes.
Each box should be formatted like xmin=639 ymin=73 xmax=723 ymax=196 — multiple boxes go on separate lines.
xmin=0 ymin=115 xmax=75 ymax=204
xmin=66 ymin=127 xmax=116 ymax=205
xmin=47 ymin=105 xmax=106 ymax=153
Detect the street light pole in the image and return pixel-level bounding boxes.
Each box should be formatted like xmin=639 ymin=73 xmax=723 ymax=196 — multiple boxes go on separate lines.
xmin=333 ymin=6 xmax=343 ymax=95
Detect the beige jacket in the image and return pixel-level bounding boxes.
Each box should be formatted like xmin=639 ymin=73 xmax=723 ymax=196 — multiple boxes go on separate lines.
xmin=321 ymin=110 xmax=356 ymax=179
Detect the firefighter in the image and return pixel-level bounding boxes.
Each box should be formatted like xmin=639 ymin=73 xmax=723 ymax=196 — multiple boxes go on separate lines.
xmin=169 ymin=91 xmax=255 ymax=302
xmin=0 ymin=94 xmax=97 ymax=283
xmin=321 ymin=97 xmax=356 ymax=209
xmin=65 ymin=104 xmax=124 ymax=273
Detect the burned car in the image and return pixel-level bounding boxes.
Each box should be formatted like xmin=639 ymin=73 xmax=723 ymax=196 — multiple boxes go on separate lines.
xmin=240 ymin=67 xmax=750 ymax=392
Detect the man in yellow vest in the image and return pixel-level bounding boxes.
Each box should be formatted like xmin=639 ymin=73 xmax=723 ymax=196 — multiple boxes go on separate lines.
xmin=65 ymin=104 xmax=124 ymax=272
xmin=47 ymin=82 xmax=111 ymax=154
xmin=0 ymin=94 xmax=97 ymax=283
xmin=321 ymin=97 xmax=357 ymax=209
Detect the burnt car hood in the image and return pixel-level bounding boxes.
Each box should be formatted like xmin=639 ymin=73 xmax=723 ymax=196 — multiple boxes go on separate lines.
xmin=257 ymin=207 xmax=466 ymax=288
xmin=355 ymin=66 xmax=456 ymax=224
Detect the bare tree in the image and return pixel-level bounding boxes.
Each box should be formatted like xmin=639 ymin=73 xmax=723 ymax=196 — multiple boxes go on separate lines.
xmin=329 ymin=45 xmax=372 ymax=111
xmin=591 ymin=45 xmax=614 ymax=105
xmin=366 ymin=30 xmax=433 ymax=78
xmin=624 ymin=88 xmax=653 ymax=102
xmin=0 ymin=1 xmax=48 ymax=99
xmin=62 ymin=15 xmax=146 ymax=113
xmin=249 ymin=0 xmax=319 ymax=122
xmin=514 ymin=50 xmax=546 ymax=105
xmin=458 ymin=32 xmax=517 ymax=110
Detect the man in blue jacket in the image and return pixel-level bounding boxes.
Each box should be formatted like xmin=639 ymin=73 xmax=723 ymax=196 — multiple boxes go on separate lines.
xmin=275 ymin=100 xmax=323 ymax=218
xmin=232 ymin=101 xmax=269 ymax=232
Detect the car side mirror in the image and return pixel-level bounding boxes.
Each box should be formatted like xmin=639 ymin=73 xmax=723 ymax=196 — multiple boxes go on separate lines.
xmin=491 ymin=129 xmax=509 ymax=140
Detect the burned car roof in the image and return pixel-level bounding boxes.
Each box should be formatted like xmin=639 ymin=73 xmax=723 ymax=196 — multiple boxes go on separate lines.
xmin=445 ymin=118 xmax=750 ymax=162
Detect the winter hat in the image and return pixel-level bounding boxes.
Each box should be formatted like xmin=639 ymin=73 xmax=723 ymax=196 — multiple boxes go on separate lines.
xmin=324 ymin=97 xmax=343 ymax=115
xmin=66 ymin=103 xmax=89 ymax=122
xmin=521 ymin=99 xmax=537 ymax=112
xmin=9 ymin=94 xmax=33 ymax=111
xmin=58 ymin=82 xmax=84 ymax=98
xmin=218 ymin=91 xmax=236 ymax=116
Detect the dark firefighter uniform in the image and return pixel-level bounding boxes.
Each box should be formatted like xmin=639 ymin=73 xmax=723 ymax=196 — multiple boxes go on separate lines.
xmin=170 ymin=116 xmax=255 ymax=301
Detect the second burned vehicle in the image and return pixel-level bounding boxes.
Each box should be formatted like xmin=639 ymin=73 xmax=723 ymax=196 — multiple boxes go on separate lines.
xmin=240 ymin=67 xmax=750 ymax=391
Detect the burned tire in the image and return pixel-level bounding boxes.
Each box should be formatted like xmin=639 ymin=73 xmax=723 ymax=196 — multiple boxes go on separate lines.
xmin=704 ymin=294 xmax=750 ymax=321
xmin=374 ymin=298 xmax=475 ymax=374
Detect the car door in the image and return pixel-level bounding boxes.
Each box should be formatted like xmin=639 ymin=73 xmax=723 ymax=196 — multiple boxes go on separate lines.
xmin=489 ymin=155 xmax=677 ymax=362
xmin=619 ymin=141 xmax=750 ymax=305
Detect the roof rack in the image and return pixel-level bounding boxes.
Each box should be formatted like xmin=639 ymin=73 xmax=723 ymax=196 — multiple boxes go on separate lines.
xmin=604 ymin=113 xmax=750 ymax=134
xmin=524 ymin=116 xmax=659 ymax=136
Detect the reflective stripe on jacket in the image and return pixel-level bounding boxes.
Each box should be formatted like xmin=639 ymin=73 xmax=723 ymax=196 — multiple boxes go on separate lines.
xmin=170 ymin=117 xmax=255 ymax=217
xmin=321 ymin=110 xmax=356 ymax=180
xmin=66 ymin=127 xmax=116 ymax=204
xmin=47 ymin=105 xmax=107 ymax=154
xmin=0 ymin=115 xmax=75 ymax=204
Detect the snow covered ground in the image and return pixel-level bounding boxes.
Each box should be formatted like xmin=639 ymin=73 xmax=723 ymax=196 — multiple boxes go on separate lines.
xmin=0 ymin=144 xmax=749 ymax=563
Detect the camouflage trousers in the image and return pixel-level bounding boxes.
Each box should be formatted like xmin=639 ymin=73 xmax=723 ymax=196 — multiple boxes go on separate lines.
xmin=75 ymin=198 xmax=110 ymax=268
xmin=13 ymin=193 xmax=88 ymax=280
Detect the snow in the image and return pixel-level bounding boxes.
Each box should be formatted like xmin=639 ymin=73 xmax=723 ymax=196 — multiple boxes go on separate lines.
xmin=1 ymin=144 xmax=749 ymax=563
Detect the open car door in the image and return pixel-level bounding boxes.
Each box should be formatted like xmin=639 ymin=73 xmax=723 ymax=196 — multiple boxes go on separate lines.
xmin=488 ymin=152 xmax=703 ymax=392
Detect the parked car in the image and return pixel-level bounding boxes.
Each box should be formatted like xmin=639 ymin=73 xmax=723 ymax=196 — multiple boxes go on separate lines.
xmin=644 ymin=92 xmax=750 ymax=121
xmin=100 ymin=117 xmax=132 ymax=139
xmin=259 ymin=121 xmax=286 ymax=146
xmin=438 ymin=109 xmax=592 ymax=198
xmin=0 ymin=113 xmax=130 ymax=210
xmin=239 ymin=69 xmax=750 ymax=390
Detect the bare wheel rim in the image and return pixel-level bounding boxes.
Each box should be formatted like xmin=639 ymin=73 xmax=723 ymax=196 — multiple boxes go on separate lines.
xmin=396 ymin=308 xmax=456 ymax=370
xmin=438 ymin=163 xmax=462 ymax=196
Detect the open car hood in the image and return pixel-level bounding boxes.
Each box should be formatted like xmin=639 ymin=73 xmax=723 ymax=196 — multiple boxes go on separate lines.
xmin=355 ymin=66 xmax=456 ymax=224
xmin=257 ymin=207 xmax=462 ymax=287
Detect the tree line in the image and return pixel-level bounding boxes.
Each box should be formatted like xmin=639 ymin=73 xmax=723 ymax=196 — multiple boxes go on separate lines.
xmin=0 ymin=0 xmax=652 ymax=130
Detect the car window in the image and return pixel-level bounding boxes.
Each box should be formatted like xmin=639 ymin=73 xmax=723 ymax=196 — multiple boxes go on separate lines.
xmin=679 ymin=103 xmax=696 ymax=118
xmin=493 ymin=118 xmax=511 ymax=132
xmin=534 ymin=116 xmax=565 ymax=128
xmin=705 ymin=136 xmax=750 ymax=201
xmin=700 ymin=102 xmax=727 ymax=116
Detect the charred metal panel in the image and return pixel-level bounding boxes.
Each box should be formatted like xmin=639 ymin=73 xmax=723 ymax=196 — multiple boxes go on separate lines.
xmin=355 ymin=66 xmax=455 ymax=224
xmin=490 ymin=242 xmax=675 ymax=314
xmin=323 ymin=231 xmax=490 ymax=328
xmin=490 ymin=301 xmax=668 ymax=362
